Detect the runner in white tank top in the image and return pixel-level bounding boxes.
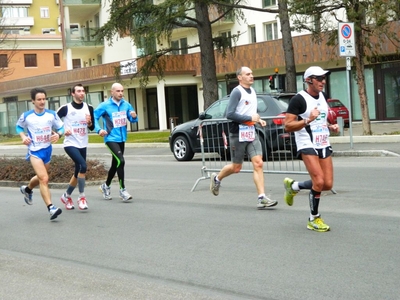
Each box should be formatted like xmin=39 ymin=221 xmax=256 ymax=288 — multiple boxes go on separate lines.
xmin=62 ymin=101 xmax=91 ymax=148
xmin=209 ymin=66 xmax=278 ymax=209
xmin=57 ymin=84 xmax=95 ymax=211
xmin=294 ymin=90 xmax=331 ymax=151
xmin=283 ymin=66 xmax=340 ymax=232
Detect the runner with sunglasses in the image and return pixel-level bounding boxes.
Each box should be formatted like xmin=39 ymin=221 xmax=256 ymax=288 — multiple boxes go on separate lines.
xmin=282 ymin=66 xmax=340 ymax=232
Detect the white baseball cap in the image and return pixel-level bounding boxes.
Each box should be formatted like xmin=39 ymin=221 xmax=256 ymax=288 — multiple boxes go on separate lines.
xmin=303 ymin=66 xmax=331 ymax=80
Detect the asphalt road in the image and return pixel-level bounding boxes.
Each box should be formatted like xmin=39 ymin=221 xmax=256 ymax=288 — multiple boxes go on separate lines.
xmin=1 ymin=146 xmax=400 ymax=300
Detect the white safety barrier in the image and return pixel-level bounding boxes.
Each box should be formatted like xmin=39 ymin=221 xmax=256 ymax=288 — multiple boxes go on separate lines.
xmin=191 ymin=116 xmax=310 ymax=192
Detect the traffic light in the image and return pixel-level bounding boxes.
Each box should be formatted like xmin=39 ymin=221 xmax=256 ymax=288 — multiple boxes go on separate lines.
xmin=269 ymin=75 xmax=275 ymax=89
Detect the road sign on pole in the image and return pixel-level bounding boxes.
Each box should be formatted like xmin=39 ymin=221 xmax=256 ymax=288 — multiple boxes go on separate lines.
xmin=338 ymin=22 xmax=356 ymax=147
xmin=338 ymin=22 xmax=356 ymax=57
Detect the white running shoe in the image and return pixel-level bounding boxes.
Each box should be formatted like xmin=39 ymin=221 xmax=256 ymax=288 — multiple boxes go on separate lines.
xmin=210 ymin=173 xmax=220 ymax=196
xmin=257 ymin=196 xmax=278 ymax=209
xmin=20 ymin=185 xmax=33 ymax=205
xmin=99 ymin=183 xmax=112 ymax=200
xmin=60 ymin=193 xmax=74 ymax=210
xmin=77 ymin=196 xmax=88 ymax=210
xmin=119 ymin=188 xmax=132 ymax=202
xmin=49 ymin=205 xmax=62 ymax=220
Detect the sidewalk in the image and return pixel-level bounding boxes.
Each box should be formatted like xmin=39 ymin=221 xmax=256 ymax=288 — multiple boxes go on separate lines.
xmin=345 ymin=121 xmax=399 ymax=136
xmin=327 ymin=121 xmax=400 ymax=156
xmin=331 ymin=122 xmax=400 ymax=144
xmin=0 ymin=122 xmax=399 ymax=156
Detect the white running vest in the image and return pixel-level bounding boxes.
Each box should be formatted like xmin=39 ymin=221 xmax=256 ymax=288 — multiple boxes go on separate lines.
xmin=235 ymin=85 xmax=257 ymax=121
xmin=295 ymin=90 xmax=331 ymax=150
xmin=63 ymin=102 xmax=90 ymax=148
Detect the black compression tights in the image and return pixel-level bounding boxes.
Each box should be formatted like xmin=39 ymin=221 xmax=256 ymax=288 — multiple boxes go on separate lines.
xmin=105 ymin=142 xmax=126 ymax=189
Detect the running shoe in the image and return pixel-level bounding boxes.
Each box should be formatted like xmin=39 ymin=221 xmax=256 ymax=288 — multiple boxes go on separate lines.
xmin=20 ymin=185 xmax=33 ymax=205
xmin=77 ymin=196 xmax=88 ymax=210
xmin=307 ymin=216 xmax=330 ymax=232
xmin=257 ymin=196 xmax=278 ymax=209
xmin=60 ymin=193 xmax=74 ymax=210
xmin=119 ymin=188 xmax=132 ymax=202
xmin=283 ymin=177 xmax=298 ymax=206
xmin=49 ymin=205 xmax=62 ymax=220
xmin=99 ymin=183 xmax=112 ymax=200
xmin=210 ymin=173 xmax=220 ymax=196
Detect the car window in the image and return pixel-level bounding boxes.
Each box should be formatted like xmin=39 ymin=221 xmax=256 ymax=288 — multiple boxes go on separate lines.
xmin=257 ymin=95 xmax=288 ymax=114
xmin=257 ymin=97 xmax=268 ymax=113
xmin=205 ymin=99 xmax=229 ymax=119
xmin=276 ymin=99 xmax=289 ymax=110
xmin=328 ymin=100 xmax=344 ymax=108
xmin=277 ymin=95 xmax=293 ymax=106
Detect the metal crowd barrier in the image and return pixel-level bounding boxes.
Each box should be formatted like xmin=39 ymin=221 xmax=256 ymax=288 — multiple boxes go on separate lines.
xmin=191 ymin=116 xmax=310 ymax=192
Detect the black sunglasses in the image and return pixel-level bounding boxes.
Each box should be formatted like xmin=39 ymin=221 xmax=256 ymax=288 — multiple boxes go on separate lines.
xmin=311 ymin=76 xmax=326 ymax=82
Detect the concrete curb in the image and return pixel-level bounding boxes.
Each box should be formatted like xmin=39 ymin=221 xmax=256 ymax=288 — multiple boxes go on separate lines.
xmin=0 ymin=180 xmax=105 ymax=188
xmin=0 ymin=143 xmax=170 ymax=150
xmin=2 ymin=135 xmax=399 ymax=149
xmin=333 ymin=150 xmax=400 ymax=157
xmin=330 ymin=135 xmax=400 ymax=144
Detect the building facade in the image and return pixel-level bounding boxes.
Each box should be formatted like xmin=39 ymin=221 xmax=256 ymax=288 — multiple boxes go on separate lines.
xmin=1 ymin=0 xmax=399 ymax=134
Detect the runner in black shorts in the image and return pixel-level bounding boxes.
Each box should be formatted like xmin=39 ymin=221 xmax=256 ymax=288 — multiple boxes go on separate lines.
xmin=283 ymin=66 xmax=339 ymax=232
xmin=297 ymin=146 xmax=333 ymax=159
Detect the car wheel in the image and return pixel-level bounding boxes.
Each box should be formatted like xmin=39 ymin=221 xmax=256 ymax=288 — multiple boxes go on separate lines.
xmin=172 ymin=135 xmax=195 ymax=161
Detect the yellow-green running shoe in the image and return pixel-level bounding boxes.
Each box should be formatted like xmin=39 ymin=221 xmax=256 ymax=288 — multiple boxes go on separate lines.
xmin=283 ymin=177 xmax=298 ymax=206
xmin=307 ymin=217 xmax=330 ymax=232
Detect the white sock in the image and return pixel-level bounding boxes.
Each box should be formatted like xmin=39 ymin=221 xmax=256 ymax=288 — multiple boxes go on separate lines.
xmin=292 ymin=181 xmax=300 ymax=191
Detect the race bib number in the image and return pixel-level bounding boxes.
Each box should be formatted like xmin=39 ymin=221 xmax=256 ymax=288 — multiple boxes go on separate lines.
xmin=112 ymin=111 xmax=127 ymax=128
xmin=73 ymin=127 xmax=87 ymax=135
xmin=35 ymin=134 xmax=51 ymax=143
xmin=33 ymin=126 xmax=51 ymax=144
xmin=239 ymin=125 xmax=255 ymax=142
xmin=311 ymin=124 xmax=330 ymax=147
xmin=71 ymin=121 xmax=87 ymax=136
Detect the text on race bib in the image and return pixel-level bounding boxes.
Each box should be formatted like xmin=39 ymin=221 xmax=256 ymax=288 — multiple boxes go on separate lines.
xmin=112 ymin=111 xmax=127 ymax=128
xmin=239 ymin=125 xmax=255 ymax=142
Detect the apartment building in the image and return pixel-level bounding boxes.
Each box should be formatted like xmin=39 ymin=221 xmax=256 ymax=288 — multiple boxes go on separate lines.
xmin=0 ymin=0 xmax=65 ymax=132
xmin=0 ymin=0 xmax=66 ymax=80
xmin=1 ymin=0 xmax=399 ymax=134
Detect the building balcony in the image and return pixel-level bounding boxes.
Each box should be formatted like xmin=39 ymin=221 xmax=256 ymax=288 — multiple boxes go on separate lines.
xmin=1 ymin=22 xmax=399 ymax=97
xmin=65 ymin=27 xmax=103 ymax=48
xmin=0 ymin=62 xmax=120 ymax=97
xmin=0 ymin=17 xmax=34 ymax=27
xmin=2 ymin=0 xmax=32 ymax=4
xmin=209 ymin=5 xmax=235 ymax=26
xmin=62 ymin=0 xmax=100 ymax=5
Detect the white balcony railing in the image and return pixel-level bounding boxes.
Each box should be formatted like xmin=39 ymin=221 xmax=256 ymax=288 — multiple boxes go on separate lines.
xmin=0 ymin=0 xmax=33 ymax=4
xmin=0 ymin=17 xmax=34 ymax=27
